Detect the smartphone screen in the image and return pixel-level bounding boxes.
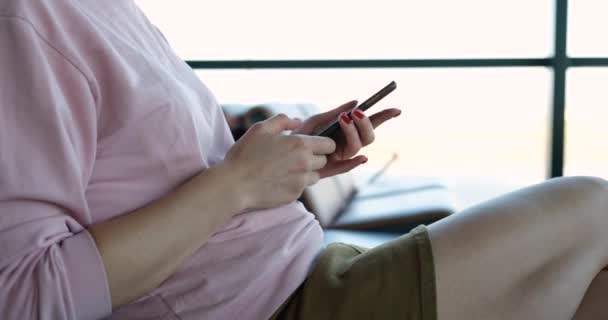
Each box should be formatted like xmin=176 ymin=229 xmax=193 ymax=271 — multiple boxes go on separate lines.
xmin=316 ymin=81 xmax=397 ymax=139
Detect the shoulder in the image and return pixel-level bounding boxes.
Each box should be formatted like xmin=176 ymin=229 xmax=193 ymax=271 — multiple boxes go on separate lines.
xmin=0 ymin=1 xmax=87 ymax=58
xmin=0 ymin=1 xmax=99 ymax=92
xmin=0 ymin=1 xmax=100 ymax=53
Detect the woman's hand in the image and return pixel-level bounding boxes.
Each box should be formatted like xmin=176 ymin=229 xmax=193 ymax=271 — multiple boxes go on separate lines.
xmin=224 ymin=114 xmax=337 ymax=210
xmin=293 ymin=100 xmax=401 ymax=178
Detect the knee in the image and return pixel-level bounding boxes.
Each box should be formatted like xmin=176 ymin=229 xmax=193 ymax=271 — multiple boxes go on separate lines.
xmin=543 ymin=176 xmax=608 ymax=216
xmin=554 ymin=175 xmax=608 ymax=224
xmin=558 ymin=176 xmax=608 ymax=197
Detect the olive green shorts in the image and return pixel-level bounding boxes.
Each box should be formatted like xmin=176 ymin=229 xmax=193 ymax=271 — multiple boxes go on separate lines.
xmin=269 ymin=225 xmax=437 ymax=320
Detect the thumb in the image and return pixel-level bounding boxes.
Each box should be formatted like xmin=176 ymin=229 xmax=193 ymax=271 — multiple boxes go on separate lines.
xmin=260 ymin=114 xmax=302 ymax=134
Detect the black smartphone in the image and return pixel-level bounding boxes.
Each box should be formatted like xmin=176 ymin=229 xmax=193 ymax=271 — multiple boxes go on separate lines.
xmin=316 ymin=81 xmax=397 ymax=139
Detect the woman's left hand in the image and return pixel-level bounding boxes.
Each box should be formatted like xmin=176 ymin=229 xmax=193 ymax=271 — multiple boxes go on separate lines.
xmin=293 ymin=100 xmax=401 ymax=178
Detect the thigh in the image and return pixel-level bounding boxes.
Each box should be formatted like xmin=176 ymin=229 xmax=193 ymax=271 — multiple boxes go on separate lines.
xmin=428 ymin=176 xmax=608 ymax=320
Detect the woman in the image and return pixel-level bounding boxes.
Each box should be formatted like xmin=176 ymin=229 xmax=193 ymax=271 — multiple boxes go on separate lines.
xmin=1 ymin=1 xmax=607 ymax=319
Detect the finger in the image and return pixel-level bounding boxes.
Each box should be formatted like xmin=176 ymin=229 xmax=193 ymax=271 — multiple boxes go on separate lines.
xmin=351 ymin=108 xmax=375 ymax=146
xmin=306 ymin=171 xmax=321 ymax=186
xmin=295 ymin=135 xmax=336 ymax=155
xmin=312 ymin=100 xmax=357 ymax=127
xmin=294 ymin=100 xmax=358 ymax=135
xmin=309 ymin=155 xmax=328 ymax=171
xmin=338 ymin=112 xmax=362 ymax=158
xmin=368 ymin=108 xmax=402 ymax=129
xmin=319 ymin=155 xmax=368 ymax=179
xmin=259 ymin=114 xmax=302 ymax=134
xmin=313 ymin=100 xmax=358 ymax=124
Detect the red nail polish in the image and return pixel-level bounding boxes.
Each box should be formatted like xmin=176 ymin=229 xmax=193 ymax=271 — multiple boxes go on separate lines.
xmin=341 ymin=112 xmax=351 ymax=124
xmin=353 ymin=109 xmax=365 ymax=119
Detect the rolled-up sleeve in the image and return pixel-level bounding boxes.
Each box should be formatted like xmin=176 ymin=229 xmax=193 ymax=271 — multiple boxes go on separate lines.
xmin=0 ymin=17 xmax=111 ymax=320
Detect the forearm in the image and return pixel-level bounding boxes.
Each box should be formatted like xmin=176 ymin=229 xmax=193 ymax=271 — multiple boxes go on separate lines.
xmin=89 ymin=162 xmax=247 ymax=308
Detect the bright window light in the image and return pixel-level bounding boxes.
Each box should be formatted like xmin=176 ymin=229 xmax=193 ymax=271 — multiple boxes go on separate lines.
xmin=568 ymin=0 xmax=608 ymax=56
xmin=135 ymin=0 xmax=553 ymax=59
xmin=565 ymin=69 xmax=608 ymax=179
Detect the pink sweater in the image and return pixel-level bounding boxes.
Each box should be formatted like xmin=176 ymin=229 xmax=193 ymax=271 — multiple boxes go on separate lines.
xmin=0 ymin=1 xmax=323 ymax=319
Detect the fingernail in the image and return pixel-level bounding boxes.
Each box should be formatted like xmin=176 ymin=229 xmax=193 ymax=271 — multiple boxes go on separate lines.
xmin=340 ymin=112 xmax=351 ymax=124
xmin=361 ymin=157 xmax=368 ymax=164
xmin=394 ymin=110 xmax=402 ymax=118
xmin=353 ymin=109 xmax=365 ymax=119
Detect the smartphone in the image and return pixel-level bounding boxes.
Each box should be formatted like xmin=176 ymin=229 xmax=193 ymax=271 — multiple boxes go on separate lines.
xmin=317 ymin=81 xmax=397 ymax=139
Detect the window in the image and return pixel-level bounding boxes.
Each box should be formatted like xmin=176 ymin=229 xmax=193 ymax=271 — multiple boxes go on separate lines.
xmin=135 ymin=0 xmax=608 ymax=194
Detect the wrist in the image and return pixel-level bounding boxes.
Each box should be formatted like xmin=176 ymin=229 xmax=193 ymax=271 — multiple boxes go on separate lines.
xmin=211 ymin=160 xmax=253 ymax=212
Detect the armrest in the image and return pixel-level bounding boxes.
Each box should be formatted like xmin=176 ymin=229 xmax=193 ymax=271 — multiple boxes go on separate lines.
xmin=354 ymin=175 xmax=448 ymax=200
xmin=330 ymin=188 xmax=456 ymax=233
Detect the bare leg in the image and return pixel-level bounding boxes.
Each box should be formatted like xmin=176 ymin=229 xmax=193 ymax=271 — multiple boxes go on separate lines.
xmin=573 ymin=270 xmax=608 ymax=319
xmin=428 ymin=176 xmax=608 ymax=320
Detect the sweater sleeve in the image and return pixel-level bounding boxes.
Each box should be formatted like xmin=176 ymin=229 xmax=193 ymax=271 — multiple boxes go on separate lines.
xmin=0 ymin=17 xmax=111 ymax=320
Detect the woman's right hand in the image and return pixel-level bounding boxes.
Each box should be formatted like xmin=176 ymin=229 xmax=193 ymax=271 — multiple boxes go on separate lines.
xmin=224 ymin=114 xmax=337 ymax=210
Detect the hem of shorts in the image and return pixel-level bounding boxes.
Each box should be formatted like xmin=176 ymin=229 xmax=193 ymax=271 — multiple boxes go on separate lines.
xmin=412 ymin=225 xmax=438 ymax=320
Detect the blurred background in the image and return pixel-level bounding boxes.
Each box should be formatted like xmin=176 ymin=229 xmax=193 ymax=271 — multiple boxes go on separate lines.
xmin=134 ymin=0 xmax=608 ymax=208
